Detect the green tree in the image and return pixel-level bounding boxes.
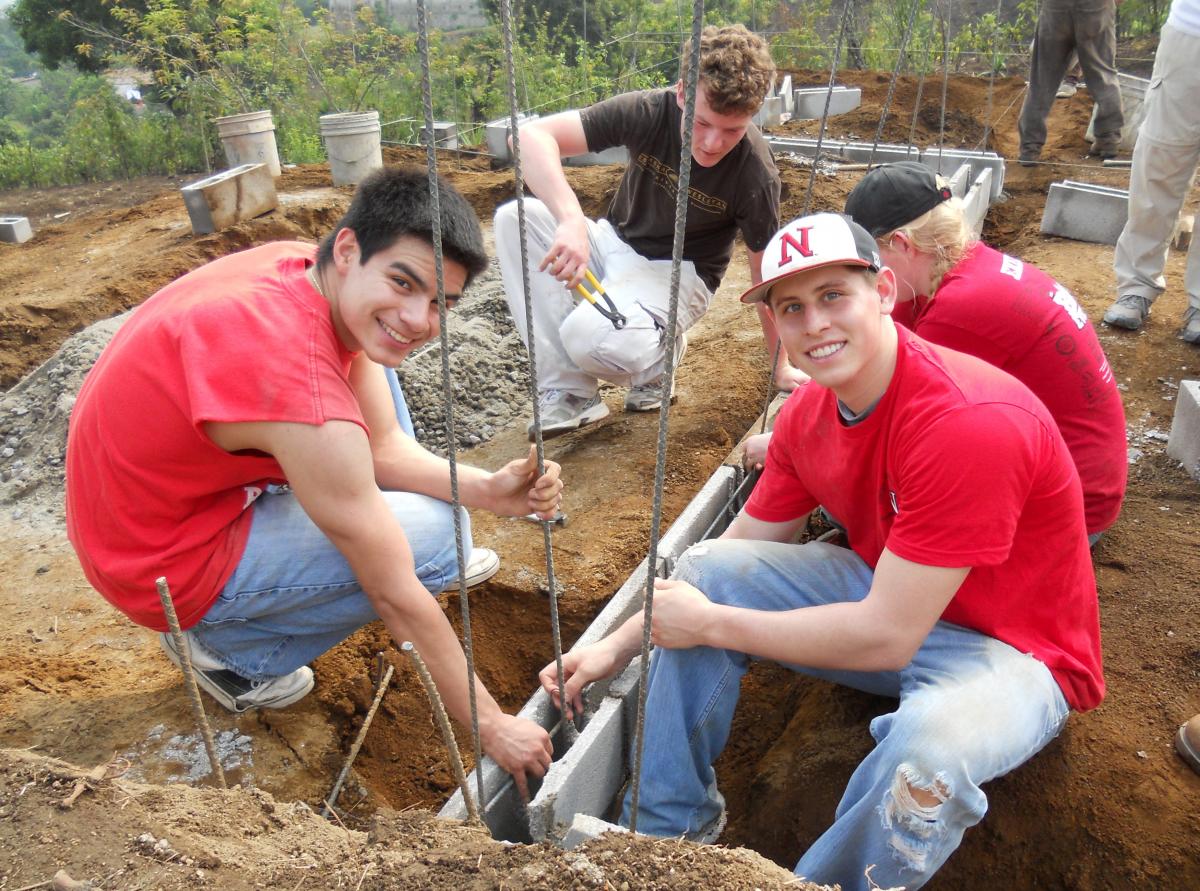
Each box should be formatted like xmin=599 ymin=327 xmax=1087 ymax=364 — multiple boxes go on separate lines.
xmin=9 ymin=0 xmax=147 ymax=71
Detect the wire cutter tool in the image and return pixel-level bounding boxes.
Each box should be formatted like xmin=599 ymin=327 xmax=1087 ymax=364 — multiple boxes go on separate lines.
xmin=574 ymin=269 xmax=627 ymax=330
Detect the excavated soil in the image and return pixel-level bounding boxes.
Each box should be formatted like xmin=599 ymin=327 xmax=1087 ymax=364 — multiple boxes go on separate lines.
xmin=0 ymin=73 xmax=1197 ymax=889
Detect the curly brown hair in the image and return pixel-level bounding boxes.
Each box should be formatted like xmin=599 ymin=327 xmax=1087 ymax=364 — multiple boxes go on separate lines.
xmin=679 ymin=24 xmax=775 ymax=117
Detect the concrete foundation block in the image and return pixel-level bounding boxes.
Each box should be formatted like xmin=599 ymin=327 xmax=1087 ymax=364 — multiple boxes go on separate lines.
xmin=564 ymin=145 xmax=630 ymax=167
xmin=792 ymin=85 xmax=861 ymax=119
xmin=562 ymin=814 xmax=628 ymax=851
xmin=946 ymin=163 xmax=973 ymax=199
xmin=753 ymin=94 xmax=785 ymax=129
xmin=1168 ymin=380 xmax=1200 ymax=483
xmin=486 ymin=113 xmax=538 ymax=162
xmin=527 ymin=696 xmax=626 ymax=842
xmin=766 ymin=136 xmax=848 ymax=160
xmin=0 ymin=216 xmax=33 ymax=244
xmin=420 ymin=121 xmax=458 ymax=150
xmin=842 ymin=142 xmax=918 ymax=164
xmin=962 ymin=167 xmax=993 ymax=238
xmin=777 ymin=75 xmax=793 ymax=116
xmin=1039 ymin=180 xmax=1129 ymax=245
xmin=920 ymin=148 xmax=1006 ymax=200
xmin=180 ymin=164 xmax=277 ymax=236
xmin=1086 ymin=72 xmax=1151 ymax=151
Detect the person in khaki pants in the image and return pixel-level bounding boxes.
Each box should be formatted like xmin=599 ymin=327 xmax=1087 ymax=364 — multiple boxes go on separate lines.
xmin=1018 ymin=0 xmax=1124 ymax=165
xmin=1104 ymin=0 xmax=1200 ymax=344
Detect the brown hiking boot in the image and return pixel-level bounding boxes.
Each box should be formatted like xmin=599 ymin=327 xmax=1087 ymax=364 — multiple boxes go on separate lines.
xmin=1176 ymin=714 xmax=1200 ymax=775
xmin=1088 ymin=139 xmax=1120 ymax=160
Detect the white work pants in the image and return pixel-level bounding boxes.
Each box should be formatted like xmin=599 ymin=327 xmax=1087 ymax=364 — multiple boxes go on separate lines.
xmin=495 ymin=199 xmax=712 ymax=396
xmin=1113 ymin=24 xmax=1200 ymax=312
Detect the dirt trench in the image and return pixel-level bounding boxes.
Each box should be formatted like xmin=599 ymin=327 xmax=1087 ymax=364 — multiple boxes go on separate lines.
xmin=0 ymin=73 xmax=1197 ymax=890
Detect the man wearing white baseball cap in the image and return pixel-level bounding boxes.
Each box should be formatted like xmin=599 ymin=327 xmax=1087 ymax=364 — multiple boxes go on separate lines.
xmin=538 ymin=212 xmax=1104 ymax=890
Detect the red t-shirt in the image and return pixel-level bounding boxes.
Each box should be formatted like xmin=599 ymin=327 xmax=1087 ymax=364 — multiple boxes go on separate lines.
xmin=746 ymin=327 xmax=1104 ymax=711
xmin=66 ymin=242 xmax=366 ymax=631
xmin=908 ymin=242 xmax=1127 ymax=534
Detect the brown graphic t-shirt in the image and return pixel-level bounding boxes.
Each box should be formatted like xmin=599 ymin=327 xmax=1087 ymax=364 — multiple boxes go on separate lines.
xmin=579 ymin=88 xmax=781 ymax=292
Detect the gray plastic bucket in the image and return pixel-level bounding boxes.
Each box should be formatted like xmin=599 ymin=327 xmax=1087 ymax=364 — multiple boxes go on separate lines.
xmin=213 ymin=110 xmax=281 ymax=177
xmin=320 ymin=111 xmax=383 ymax=186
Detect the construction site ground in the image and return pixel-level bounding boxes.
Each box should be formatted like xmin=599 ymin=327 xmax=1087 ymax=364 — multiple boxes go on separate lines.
xmin=0 ymin=72 xmax=1197 ymax=890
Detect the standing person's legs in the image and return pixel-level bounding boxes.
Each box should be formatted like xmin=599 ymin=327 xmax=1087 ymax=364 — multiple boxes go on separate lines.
xmin=1018 ymin=1 xmax=1077 ymax=161
xmin=186 ymin=489 xmax=473 ymax=680
xmin=793 ymin=624 xmax=1069 ymax=891
xmin=1072 ymin=0 xmax=1123 ymax=152
xmin=1108 ymin=25 xmax=1200 ymax=332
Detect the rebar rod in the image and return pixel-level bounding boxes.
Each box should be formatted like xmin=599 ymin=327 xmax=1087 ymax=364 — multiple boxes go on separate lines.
xmin=322 ymin=662 xmax=393 ymax=818
xmin=868 ymin=0 xmax=923 ymax=169
xmin=801 ymin=0 xmax=855 ymax=216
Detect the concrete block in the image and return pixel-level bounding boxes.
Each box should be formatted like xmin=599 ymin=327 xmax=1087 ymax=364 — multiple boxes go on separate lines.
xmin=0 ymin=216 xmax=33 ymax=244
xmin=1039 ymin=180 xmax=1129 ymax=245
xmin=919 ymin=148 xmax=1005 ymax=200
xmin=962 ymin=167 xmax=993 ymax=238
xmin=527 ymin=696 xmax=626 ymax=842
xmin=765 ymin=136 xmax=848 ymax=160
xmin=563 ymin=145 xmax=630 ymax=167
xmin=753 ymin=94 xmax=785 ymax=129
xmin=946 ymin=163 xmax=973 ymax=199
xmin=792 ymin=85 xmax=861 ymax=119
xmin=486 ymin=112 xmax=538 ymax=162
xmin=777 ymin=75 xmax=793 ymax=116
xmin=420 ymin=121 xmax=458 ymax=150
xmin=842 ymin=142 xmax=918 ymax=164
xmin=561 ymin=814 xmax=628 ymax=851
xmin=180 ymin=164 xmax=277 ymax=236
xmin=1086 ymin=72 xmax=1151 ymax=151
xmin=1167 ymin=380 xmax=1200 ymax=483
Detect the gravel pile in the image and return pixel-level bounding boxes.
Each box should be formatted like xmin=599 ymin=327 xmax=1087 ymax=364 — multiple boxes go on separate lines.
xmin=0 ymin=261 xmax=536 ymax=530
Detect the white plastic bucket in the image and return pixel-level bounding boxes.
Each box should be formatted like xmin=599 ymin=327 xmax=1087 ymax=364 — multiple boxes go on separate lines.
xmin=320 ymin=111 xmax=383 ymax=186
xmin=213 ymin=110 xmax=282 ymax=177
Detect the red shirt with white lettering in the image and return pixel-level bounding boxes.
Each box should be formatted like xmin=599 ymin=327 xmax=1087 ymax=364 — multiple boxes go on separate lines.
xmin=66 ymin=243 xmax=366 ymax=631
xmin=746 ymin=326 xmax=1104 ymax=711
xmin=907 ymin=242 xmax=1127 ymax=534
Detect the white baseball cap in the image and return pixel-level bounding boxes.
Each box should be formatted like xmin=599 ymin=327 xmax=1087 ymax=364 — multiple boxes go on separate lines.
xmin=740 ymin=212 xmax=882 ymax=304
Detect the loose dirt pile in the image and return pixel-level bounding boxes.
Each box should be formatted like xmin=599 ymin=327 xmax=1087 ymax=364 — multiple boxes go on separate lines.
xmin=0 ymin=71 xmax=1197 ymax=891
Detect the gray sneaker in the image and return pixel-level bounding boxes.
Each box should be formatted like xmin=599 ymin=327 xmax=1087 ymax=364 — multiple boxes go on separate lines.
xmin=527 ymin=390 xmax=609 ymax=441
xmin=625 ymin=333 xmax=687 ymax=412
xmin=1181 ymin=307 xmax=1200 ymax=344
xmin=1103 ymin=294 xmax=1151 ymax=330
xmin=159 ymin=632 xmax=314 ymax=713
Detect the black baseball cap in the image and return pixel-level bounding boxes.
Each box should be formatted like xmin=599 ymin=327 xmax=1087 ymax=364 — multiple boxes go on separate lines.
xmin=843 ymin=161 xmax=954 ymax=238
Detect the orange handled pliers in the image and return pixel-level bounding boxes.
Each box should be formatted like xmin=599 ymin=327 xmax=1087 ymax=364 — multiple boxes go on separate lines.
xmin=573 ymin=269 xmax=627 ymax=330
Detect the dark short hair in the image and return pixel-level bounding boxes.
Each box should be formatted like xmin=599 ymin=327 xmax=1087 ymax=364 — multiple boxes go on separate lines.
xmin=316 ymin=167 xmax=488 ymax=285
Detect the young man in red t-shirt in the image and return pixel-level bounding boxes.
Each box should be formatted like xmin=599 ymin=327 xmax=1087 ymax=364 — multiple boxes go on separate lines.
xmin=67 ymin=168 xmax=562 ymax=800
xmin=538 ymin=213 xmax=1104 ymax=889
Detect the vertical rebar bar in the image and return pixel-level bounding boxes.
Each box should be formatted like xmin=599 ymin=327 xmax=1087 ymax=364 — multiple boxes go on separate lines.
xmin=322 ymin=662 xmax=393 ymax=818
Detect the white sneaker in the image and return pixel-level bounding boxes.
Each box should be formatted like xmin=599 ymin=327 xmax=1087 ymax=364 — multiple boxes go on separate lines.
xmin=158 ymin=632 xmax=314 ymax=713
xmin=527 ymin=390 xmax=609 ymax=441
xmin=625 ymin=332 xmax=687 ymax=412
xmin=440 ymin=547 xmax=500 ymax=592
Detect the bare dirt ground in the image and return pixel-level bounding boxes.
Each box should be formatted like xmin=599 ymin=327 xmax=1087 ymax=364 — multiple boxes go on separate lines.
xmin=0 ymin=72 xmax=1197 ymax=890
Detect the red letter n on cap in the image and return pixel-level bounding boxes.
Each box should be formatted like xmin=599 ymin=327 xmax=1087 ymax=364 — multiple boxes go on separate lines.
xmin=779 ymin=227 xmax=813 ymax=266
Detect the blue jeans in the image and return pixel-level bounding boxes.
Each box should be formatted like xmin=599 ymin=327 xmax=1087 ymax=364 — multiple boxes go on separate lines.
xmin=186 ymin=371 xmax=471 ymax=680
xmin=622 ymin=539 xmax=1070 ymax=891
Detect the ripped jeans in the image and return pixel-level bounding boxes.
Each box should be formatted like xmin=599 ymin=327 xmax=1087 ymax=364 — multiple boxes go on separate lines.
xmin=622 ymin=539 xmax=1069 ymax=891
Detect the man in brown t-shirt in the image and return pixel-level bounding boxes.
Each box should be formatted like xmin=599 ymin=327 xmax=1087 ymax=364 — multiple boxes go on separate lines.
xmin=495 ymin=24 xmax=787 ymax=440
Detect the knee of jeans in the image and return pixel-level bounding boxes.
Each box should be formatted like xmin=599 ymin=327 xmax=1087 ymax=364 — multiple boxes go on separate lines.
xmin=879 ymin=762 xmax=957 ymax=876
xmin=673 ymin=541 xmax=750 ymax=605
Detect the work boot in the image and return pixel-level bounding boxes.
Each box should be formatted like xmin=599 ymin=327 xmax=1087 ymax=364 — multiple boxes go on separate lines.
xmin=1103 ymin=294 xmax=1151 ymax=330
xmin=625 ymin=333 xmax=687 ymax=412
xmin=1055 ymin=76 xmax=1079 ymax=99
xmin=1180 ymin=306 xmax=1200 ymax=345
xmin=159 ymin=632 xmax=314 ymax=713
xmin=1175 ymin=713 xmax=1200 ymax=774
xmin=528 ymin=390 xmax=609 ymax=441
xmin=1018 ymin=148 xmax=1040 ymax=168
xmin=1088 ymin=138 xmax=1120 ymax=160
xmin=439 ymin=547 xmax=500 ymax=593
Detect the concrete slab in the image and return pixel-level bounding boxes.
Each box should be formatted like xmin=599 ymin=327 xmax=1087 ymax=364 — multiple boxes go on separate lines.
xmin=1039 ymin=180 xmax=1129 ymax=245
xmin=842 ymin=142 xmax=918 ymax=164
xmin=946 ymin=163 xmax=973 ymax=199
xmin=0 ymin=216 xmax=33 ymax=244
xmin=1167 ymin=380 xmax=1200 ymax=483
xmin=765 ymin=136 xmax=849 ymax=159
xmin=1086 ymin=72 xmax=1151 ymax=151
xmin=420 ymin=121 xmax=458 ymax=150
xmin=180 ymin=164 xmax=277 ymax=236
xmin=486 ymin=112 xmax=538 ymax=162
xmin=962 ymin=167 xmax=993 ymax=238
xmin=919 ymin=148 xmax=1006 ymax=200
xmin=753 ymin=94 xmax=785 ymax=129
xmin=777 ymin=75 xmax=793 ymax=116
xmin=561 ymin=814 xmax=628 ymax=851
xmin=793 ymin=85 xmax=861 ymax=119
xmin=563 ymin=145 xmax=630 ymax=167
